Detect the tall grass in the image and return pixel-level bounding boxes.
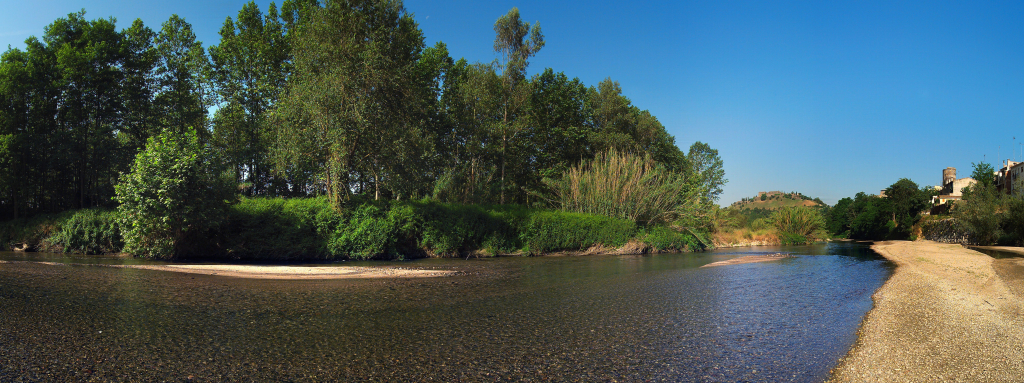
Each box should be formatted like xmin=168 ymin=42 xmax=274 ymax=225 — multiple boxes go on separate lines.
xmin=543 ymin=149 xmax=686 ymax=225
xmin=768 ymin=207 xmax=825 ymax=243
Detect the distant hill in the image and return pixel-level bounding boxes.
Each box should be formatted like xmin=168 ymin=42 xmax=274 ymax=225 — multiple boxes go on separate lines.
xmin=728 ymin=191 xmax=826 ymax=210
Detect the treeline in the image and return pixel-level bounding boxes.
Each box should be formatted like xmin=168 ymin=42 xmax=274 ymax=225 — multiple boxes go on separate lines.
xmin=0 ymin=1 xmax=724 ymax=258
xmin=0 ymin=1 xmax=721 ymax=218
xmin=826 ymin=179 xmax=933 ymax=240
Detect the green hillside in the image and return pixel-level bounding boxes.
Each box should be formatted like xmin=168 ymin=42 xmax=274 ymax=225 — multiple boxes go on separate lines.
xmin=729 ymin=191 xmax=826 ymax=211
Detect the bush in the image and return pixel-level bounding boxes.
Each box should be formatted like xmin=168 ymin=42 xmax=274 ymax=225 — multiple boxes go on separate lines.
xmin=519 ymin=211 xmax=636 ymax=254
xmin=329 ymin=202 xmax=419 ymax=260
xmin=215 ymin=197 xmax=340 ymax=260
xmin=115 ymin=127 xmax=235 ymax=258
xmin=0 ymin=213 xmax=67 ymax=251
xmin=639 ymin=226 xmax=706 ymax=252
xmin=48 ymin=209 xmax=121 ymax=254
xmin=413 ymin=201 xmax=521 ymax=256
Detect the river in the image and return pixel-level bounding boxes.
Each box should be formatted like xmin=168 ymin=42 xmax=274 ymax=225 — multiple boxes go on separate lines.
xmin=0 ymin=242 xmax=891 ymax=382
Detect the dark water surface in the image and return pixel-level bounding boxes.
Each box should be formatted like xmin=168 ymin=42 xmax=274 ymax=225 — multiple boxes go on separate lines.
xmin=0 ymin=243 xmax=891 ymax=382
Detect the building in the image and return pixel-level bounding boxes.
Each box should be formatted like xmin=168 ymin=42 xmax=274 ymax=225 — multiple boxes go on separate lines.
xmin=932 ymin=167 xmax=976 ymax=206
xmin=996 ymin=159 xmax=1024 ymax=195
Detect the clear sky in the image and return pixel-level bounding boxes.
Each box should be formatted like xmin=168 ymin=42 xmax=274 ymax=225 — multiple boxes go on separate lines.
xmin=4 ymin=0 xmax=1023 ymax=205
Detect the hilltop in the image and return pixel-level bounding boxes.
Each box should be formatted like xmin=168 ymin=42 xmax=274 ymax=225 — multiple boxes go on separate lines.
xmin=729 ymin=191 xmax=826 ymax=210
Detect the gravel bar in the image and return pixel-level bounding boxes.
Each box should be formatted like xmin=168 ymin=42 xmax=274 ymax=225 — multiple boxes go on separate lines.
xmin=829 ymin=240 xmax=1024 ymax=382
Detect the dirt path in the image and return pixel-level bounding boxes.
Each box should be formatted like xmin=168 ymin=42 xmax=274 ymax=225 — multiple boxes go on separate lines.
xmin=829 ymin=240 xmax=1024 ymax=382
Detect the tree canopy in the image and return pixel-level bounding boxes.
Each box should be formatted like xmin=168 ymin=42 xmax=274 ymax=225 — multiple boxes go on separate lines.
xmin=0 ymin=1 xmax=725 ymax=240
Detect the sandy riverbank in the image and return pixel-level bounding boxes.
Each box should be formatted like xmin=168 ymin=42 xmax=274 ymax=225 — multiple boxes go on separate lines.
xmin=0 ymin=260 xmax=457 ymax=279
xmin=828 ymin=240 xmax=1024 ymax=382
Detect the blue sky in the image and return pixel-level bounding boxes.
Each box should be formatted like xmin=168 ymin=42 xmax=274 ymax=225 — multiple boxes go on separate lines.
xmin=3 ymin=1 xmax=1023 ymax=205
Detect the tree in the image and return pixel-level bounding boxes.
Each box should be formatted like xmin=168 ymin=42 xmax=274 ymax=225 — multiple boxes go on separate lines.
xmin=493 ymin=7 xmax=544 ymax=203
xmin=587 ymin=78 xmax=685 ymax=169
xmin=954 ymin=182 xmax=1004 ymax=245
xmin=209 ymin=1 xmax=293 ymax=196
xmin=827 ymin=197 xmax=853 ymax=237
xmin=115 ymin=127 xmax=234 ymax=258
xmin=883 ymin=178 xmax=930 ymax=238
xmin=154 ymin=15 xmax=212 ymax=135
xmin=272 ymin=0 xmax=426 ymax=206
xmin=971 ymin=161 xmax=996 ymax=188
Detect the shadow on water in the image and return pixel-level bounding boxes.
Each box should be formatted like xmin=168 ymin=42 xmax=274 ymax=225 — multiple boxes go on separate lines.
xmin=970 ymin=246 xmax=1024 ymax=259
xmin=0 ymin=242 xmax=892 ymax=382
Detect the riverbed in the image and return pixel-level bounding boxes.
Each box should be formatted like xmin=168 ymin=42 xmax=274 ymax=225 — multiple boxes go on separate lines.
xmin=0 ymin=243 xmax=891 ymax=382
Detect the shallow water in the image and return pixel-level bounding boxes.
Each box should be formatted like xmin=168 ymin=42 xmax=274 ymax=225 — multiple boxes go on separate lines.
xmin=0 ymin=242 xmax=891 ymax=382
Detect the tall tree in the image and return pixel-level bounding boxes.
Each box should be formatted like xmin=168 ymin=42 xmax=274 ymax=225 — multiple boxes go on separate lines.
xmin=273 ymin=0 xmax=425 ymax=205
xmin=45 ymin=11 xmax=127 ymax=209
xmin=493 ymin=7 xmax=543 ymax=203
xmin=883 ymin=178 xmax=929 ymax=237
xmin=154 ymin=15 xmax=211 ymax=135
xmin=209 ymin=1 xmax=293 ymax=195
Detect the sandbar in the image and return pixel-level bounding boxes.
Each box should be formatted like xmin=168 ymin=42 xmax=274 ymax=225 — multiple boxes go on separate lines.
xmin=1 ymin=261 xmax=457 ymax=279
xmin=828 ymin=240 xmax=1024 ymax=382
xmin=700 ymin=253 xmax=792 ymax=268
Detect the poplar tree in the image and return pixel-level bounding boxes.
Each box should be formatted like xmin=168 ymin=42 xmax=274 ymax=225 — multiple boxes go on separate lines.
xmin=272 ymin=0 xmax=425 ymax=205
xmin=209 ymin=2 xmax=292 ymax=195
xmin=154 ymin=15 xmax=211 ymax=135
xmin=493 ymin=7 xmax=543 ymax=203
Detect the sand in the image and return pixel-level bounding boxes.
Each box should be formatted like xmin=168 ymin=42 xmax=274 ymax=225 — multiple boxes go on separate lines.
xmin=0 ymin=261 xmax=457 ymax=279
xmin=828 ymin=240 xmax=1024 ymax=382
xmin=699 ymin=253 xmax=792 ymax=268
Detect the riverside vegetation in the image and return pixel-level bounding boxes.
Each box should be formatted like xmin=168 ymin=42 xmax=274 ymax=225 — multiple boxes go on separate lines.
xmin=919 ymin=162 xmax=1024 ymax=246
xmin=0 ymin=2 xmax=723 ymax=259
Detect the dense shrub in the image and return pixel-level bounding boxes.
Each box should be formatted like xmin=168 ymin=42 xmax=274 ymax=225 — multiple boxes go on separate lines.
xmin=639 ymin=226 xmax=706 ymax=252
xmin=519 ymin=211 xmax=636 ymax=254
xmin=0 ymin=213 xmax=66 ymax=251
xmin=115 ymin=127 xmax=235 ymax=258
xmin=48 ymin=209 xmax=122 ymax=254
xmin=216 ymin=197 xmax=340 ymax=260
xmin=412 ymin=201 xmax=522 ymax=256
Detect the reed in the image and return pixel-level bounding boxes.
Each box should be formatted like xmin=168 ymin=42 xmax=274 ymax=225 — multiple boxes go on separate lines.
xmin=543 ymin=149 xmax=686 ymax=226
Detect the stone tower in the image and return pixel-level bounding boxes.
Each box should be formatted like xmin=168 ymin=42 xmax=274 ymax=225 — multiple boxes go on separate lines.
xmin=943 ymin=167 xmax=956 ymax=186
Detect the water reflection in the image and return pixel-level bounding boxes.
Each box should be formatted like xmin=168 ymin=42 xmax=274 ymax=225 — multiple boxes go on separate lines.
xmin=0 ymin=243 xmax=891 ymax=382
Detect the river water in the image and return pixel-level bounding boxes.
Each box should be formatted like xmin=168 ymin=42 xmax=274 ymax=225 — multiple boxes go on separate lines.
xmin=0 ymin=242 xmax=891 ymax=382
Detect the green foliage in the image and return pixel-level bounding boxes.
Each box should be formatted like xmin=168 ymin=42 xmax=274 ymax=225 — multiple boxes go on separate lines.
xmin=954 ymin=182 xmax=1004 ymax=245
xmin=543 ymin=149 xmax=687 ymax=225
xmin=827 ymin=197 xmax=853 ymax=237
xmin=272 ymin=0 xmax=426 ymax=205
xmin=831 ymin=179 xmax=931 ymax=240
xmin=47 ymin=209 xmax=122 ymax=254
xmin=884 ymin=178 xmax=931 ymax=237
xmin=768 ymin=207 xmax=825 ymax=240
xmin=115 ymin=127 xmax=234 ymax=258
xmin=520 ymin=211 xmax=636 ymax=254
xmin=639 ymin=226 xmax=705 ymax=252
xmin=0 ymin=213 xmax=65 ymax=251
xmin=216 ymin=197 xmax=340 ymax=260
xmin=971 ymin=162 xmax=996 ymax=188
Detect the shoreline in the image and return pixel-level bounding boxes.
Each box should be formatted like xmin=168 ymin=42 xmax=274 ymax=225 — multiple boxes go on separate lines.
xmin=0 ymin=260 xmax=457 ymax=279
xmin=828 ymin=240 xmax=1024 ymax=381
